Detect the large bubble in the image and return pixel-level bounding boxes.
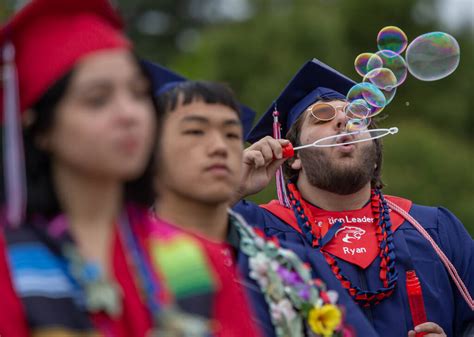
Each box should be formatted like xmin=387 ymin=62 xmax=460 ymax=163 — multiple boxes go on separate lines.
xmin=405 ymin=32 xmax=460 ymax=81
xmin=367 ymin=50 xmax=408 ymax=87
xmin=377 ymin=26 xmax=408 ymax=55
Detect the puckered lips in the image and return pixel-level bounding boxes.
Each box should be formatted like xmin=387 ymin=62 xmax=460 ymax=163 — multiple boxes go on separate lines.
xmin=334 ymin=133 xmax=356 ymax=153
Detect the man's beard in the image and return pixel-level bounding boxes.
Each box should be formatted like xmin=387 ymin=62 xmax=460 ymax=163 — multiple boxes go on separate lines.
xmin=299 ymin=142 xmax=377 ymax=195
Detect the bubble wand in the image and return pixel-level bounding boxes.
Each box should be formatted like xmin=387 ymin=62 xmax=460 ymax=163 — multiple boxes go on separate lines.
xmin=281 ymin=127 xmax=399 ymax=158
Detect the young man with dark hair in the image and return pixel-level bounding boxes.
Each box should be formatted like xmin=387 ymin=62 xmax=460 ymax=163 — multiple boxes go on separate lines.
xmin=234 ymin=59 xmax=474 ymax=337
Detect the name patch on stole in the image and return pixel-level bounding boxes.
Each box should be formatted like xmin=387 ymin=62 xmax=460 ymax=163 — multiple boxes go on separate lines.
xmin=311 ymin=204 xmax=380 ymax=269
xmin=260 ymin=195 xmax=412 ymax=269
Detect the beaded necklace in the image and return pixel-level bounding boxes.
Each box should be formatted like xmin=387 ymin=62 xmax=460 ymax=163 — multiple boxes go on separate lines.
xmin=286 ymin=183 xmax=398 ymax=307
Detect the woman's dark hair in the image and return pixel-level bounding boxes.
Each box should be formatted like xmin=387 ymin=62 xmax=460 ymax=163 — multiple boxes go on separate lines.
xmin=0 ymin=56 xmax=161 ymax=220
xmin=155 ymin=80 xmax=241 ymax=116
xmin=282 ymin=103 xmax=385 ymax=189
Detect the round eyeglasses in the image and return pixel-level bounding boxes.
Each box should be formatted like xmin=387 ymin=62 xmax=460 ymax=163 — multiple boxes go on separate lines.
xmin=306 ymin=102 xmax=357 ymax=122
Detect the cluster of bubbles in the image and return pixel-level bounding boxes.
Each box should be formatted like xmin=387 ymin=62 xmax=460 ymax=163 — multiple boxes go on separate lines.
xmin=345 ymin=26 xmax=460 ymax=131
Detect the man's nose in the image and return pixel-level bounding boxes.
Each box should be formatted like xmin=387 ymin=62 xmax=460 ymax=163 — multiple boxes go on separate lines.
xmin=334 ymin=108 xmax=349 ymax=131
xmin=208 ymin=131 xmax=228 ymax=157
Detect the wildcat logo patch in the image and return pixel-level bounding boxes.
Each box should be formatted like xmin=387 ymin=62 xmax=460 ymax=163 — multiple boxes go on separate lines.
xmin=315 ymin=207 xmax=380 ymax=269
xmin=335 ymin=226 xmax=366 ymax=244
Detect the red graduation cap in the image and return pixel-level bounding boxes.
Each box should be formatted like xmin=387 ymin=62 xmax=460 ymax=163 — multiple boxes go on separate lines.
xmin=0 ymin=0 xmax=130 ymax=116
xmin=0 ymin=0 xmax=131 ymax=226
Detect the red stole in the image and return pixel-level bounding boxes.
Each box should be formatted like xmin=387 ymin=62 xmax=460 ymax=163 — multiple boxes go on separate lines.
xmin=149 ymin=217 xmax=263 ymax=337
xmin=261 ymin=195 xmax=412 ymax=269
xmin=0 ymin=234 xmax=29 ymax=337
xmin=90 ymin=225 xmax=154 ymax=336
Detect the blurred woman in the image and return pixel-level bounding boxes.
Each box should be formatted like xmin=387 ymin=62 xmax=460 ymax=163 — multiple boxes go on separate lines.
xmin=0 ymin=0 xmax=260 ymax=336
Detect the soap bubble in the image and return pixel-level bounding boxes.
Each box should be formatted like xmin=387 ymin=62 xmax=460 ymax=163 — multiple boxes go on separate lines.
xmin=355 ymin=53 xmax=382 ymax=77
xmin=367 ymin=50 xmax=408 ymax=87
xmin=377 ymin=26 xmax=408 ymax=55
xmin=406 ymin=32 xmax=460 ymax=81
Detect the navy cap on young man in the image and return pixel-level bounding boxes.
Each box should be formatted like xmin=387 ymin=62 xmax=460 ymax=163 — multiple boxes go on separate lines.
xmin=141 ymin=60 xmax=256 ymax=139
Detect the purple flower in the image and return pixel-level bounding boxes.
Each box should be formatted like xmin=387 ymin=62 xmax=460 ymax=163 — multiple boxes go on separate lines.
xmin=297 ymin=285 xmax=311 ymax=301
xmin=277 ymin=266 xmax=303 ymax=286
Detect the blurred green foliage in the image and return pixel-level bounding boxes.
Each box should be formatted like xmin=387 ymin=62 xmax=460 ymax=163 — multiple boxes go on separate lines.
xmin=0 ymin=2 xmax=12 ymax=22
xmin=4 ymin=0 xmax=473 ymax=234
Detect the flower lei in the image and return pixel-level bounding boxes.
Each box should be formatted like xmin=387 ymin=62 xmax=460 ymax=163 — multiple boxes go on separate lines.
xmin=230 ymin=211 xmax=351 ymax=337
xmin=286 ymin=184 xmax=398 ymax=307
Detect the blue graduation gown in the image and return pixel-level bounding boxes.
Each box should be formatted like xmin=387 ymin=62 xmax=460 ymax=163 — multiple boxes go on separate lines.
xmin=234 ymin=199 xmax=474 ymax=337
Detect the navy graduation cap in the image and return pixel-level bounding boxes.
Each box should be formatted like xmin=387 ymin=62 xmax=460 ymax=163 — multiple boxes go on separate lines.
xmin=141 ymin=60 xmax=256 ymax=139
xmin=246 ymin=58 xmax=356 ymax=143
xmin=141 ymin=60 xmax=185 ymax=96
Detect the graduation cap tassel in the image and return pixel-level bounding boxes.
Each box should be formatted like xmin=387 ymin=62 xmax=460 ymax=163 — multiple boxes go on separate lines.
xmin=2 ymin=42 xmax=26 ymax=227
xmin=272 ymin=106 xmax=290 ymax=208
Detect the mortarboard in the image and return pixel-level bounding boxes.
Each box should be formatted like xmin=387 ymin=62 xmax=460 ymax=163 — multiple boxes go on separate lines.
xmin=246 ymin=58 xmax=356 ymax=143
xmin=141 ymin=60 xmax=186 ymax=97
xmin=0 ymin=0 xmax=130 ymax=226
xmin=141 ymin=60 xmax=256 ymax=139
xmin=0 ymin=0 xmax=130 ymax=117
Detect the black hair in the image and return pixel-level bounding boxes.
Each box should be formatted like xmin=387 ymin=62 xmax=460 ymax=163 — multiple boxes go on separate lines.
xmin=0 ymin=57 xmax=161 ymax=220
xmin=155 ymin=80 xmax=241 ymax=116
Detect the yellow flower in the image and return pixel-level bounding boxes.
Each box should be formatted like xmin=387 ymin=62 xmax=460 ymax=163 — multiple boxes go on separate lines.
xmin=307 ymin=304 xmax=342 ymax=337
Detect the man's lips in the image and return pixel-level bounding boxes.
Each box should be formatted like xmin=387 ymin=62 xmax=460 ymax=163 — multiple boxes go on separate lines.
xmin=333 ymin=134 xmax=357 ymax=153
xmin=336 ymin=134 xmax=356 ymax=145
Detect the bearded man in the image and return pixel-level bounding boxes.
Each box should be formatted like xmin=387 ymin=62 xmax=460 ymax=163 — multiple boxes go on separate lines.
xmin=233 ymin=59 xmax=474 ymax=337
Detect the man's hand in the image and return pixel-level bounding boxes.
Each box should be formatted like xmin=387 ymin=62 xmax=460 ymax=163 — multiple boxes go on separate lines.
xmin=231 ymin=136 xmax=290 ymax=204
xmin=408 ymin=322 xmax=446 ymax=337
